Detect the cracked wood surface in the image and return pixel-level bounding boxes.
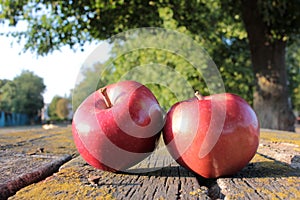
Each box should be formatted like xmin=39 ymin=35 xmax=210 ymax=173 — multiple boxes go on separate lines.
xmin=8 ymin=156 xmax=209 ymax=200
xmin=216 ymin=131 xmax=300 ymax=200
xmin=1 ymin=126 xmax=299 ymax=199
xmin=0 ymin=152 xmax=71 ymax=200
xmin=0 ymin=126 xmax=76 ymax=199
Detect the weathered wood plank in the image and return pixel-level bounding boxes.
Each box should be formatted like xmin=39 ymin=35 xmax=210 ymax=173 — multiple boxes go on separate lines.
xmin=218 ymin=159 xmax=300 ymax=199
xmin=0 ymin=126 xmax=76 ymax=199
xmin=216 ymin=133 xmax=300 ymax=200
xmin=0 ymin=151 xmax=71 ymax=199
xmin=0 ymin=126 xmax=77 ymax=156
xmin=3 ymin=127 xmax=300 ymax=199
xmin=10 ymin=156 xmax=209 ymax=199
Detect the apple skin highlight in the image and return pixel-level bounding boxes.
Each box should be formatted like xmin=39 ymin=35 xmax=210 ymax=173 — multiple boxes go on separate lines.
xmin=163 ymin=93 xmax=260 ymax=178
xmin=72 ymin=80 xmax=164 ymax=172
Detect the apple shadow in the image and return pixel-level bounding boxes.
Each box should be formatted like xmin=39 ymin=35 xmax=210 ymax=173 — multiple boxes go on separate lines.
xmin=121 ymin=165 xmax=195 ymax=177
xmin=119 ymin=153 xmax=300 ymax=180
xmin=121 ymin=155 xmax=300 ymax=179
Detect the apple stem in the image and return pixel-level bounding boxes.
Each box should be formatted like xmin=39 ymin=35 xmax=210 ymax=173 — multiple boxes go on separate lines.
xmin=100 ymin=88 xmax=113 ymax=108
xmin=195 ymin=91 xmax=204 ymax=100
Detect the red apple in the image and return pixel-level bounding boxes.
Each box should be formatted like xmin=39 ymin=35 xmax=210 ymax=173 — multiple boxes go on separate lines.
xmin=72 ymin=80 xmax=164 ymax=172
xmin=163 ymin=92 xmax=259 ymax=178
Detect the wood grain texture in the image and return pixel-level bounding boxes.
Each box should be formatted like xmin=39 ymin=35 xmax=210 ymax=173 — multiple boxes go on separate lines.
xmin=2 ymin=127 xmax=300 ymax=199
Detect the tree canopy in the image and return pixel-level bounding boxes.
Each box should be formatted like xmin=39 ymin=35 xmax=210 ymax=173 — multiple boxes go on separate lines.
xmin=1 ymin=0 xmax=300 ymax=130
xmin=1 ymin=1 xmax=299 ymax=53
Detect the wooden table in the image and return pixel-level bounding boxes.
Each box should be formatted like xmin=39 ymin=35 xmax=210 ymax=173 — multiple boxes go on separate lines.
xmin=1 ymin=126 xmax=299 ymax=199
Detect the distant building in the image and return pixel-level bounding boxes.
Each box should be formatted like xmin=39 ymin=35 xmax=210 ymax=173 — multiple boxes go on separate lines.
xmin=0 ymin=111 xmax=29 ymax=127
xmin=41 ymin=103 xmax=50 ymax=122
xmin=67 ymin=102 xmax=73 ymax=120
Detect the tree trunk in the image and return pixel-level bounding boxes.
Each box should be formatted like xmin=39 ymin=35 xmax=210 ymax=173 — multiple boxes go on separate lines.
xmin=240 ymin=0 xmax=295 ymax=131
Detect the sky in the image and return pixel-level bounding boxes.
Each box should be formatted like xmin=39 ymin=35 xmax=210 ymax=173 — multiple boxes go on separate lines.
xmin=0 ymin=22 xmax=106 ymax=104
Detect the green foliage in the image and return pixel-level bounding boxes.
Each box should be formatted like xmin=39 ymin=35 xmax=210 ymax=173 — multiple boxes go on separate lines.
xmin=48 ymin=96 xmax=70 ymax=120
xmin=73 ymin=28 xmax=225 ymax=111
xmin=0 ymin=0 xmax=162 ymax=55
xmin=48 ymin=95 xmax=62 ymax=119
xmin=110 ymin=50 xmax=200 ymax=111
xmin=11 ymin=71 xmax=45 ymax=117
xmin=1 ymin=0 xmax=300 ymax=115
xmin=0 ymin=80 xmax=17 ymax=112
xmin=0 ymin=71 xmax=45 ymax=120
xmin=56 ymin=98 xmax=70 ymax=119
xmin=287 ymin=39 xmax=300 ymax=112
xmin=258 ymin=0 xmax=300 ymax=41
xmin=108 ymin=31 xmax=209 ymax=111
xmin=218 ymin=39 xmax=253 ymax=105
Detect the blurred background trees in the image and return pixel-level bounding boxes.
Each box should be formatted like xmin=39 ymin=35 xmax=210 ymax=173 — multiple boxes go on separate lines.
xmin=1 ymin=0 xmax=299 ymax=131
xmin=48 ymin=95 xmax=70 ymax=121
xmin=0 ymin=70 xmax=45 ymax=123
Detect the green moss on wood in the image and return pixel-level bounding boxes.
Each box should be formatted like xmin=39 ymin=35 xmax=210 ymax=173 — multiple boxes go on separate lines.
xmin=9 ymin=168 xmax=115 ymax=200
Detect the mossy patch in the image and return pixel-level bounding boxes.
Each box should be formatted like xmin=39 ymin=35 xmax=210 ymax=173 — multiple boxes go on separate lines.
xmin=4 ymin=127 xmax=300 ymax=199
xmin=260 ymin=130 xmax=300 ymax=149
xmin=223 ymin=153 xmax=300 ymax=199
xmin=9 ymin=168 xmax=115 ymax=200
